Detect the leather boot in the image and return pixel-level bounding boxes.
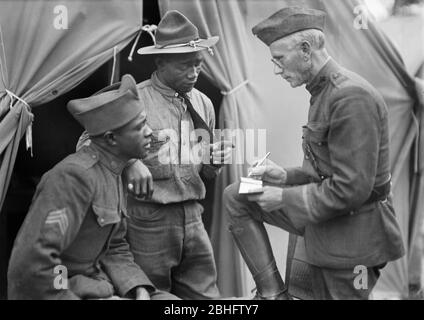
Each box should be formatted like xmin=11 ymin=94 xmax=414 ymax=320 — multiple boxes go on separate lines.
xmin=230 ymin=219 xmax=291 ymax=300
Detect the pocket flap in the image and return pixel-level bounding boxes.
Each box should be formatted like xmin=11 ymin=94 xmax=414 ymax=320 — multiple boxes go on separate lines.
xmin=305 ymin=123 xmax=329 ymax=144
xmin=92 ymin=204 xmax=121 ymax=227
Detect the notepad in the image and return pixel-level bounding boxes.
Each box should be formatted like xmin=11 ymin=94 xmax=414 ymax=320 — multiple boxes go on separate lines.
xmin=238 ymin=177 xmax=264 ymax=195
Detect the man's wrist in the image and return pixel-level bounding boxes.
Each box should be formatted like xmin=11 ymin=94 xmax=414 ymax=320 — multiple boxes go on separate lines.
xmin=125 ymin=159 xmax=139 ymax=168
xmin=128 ymin=285 xmax=154 ymax=298
xmin=280 ymin=168 xmax=288 ymax=185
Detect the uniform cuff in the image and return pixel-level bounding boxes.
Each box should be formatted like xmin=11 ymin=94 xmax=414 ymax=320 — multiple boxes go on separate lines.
xmin=118 ymin=274 xmax=155 ymax=298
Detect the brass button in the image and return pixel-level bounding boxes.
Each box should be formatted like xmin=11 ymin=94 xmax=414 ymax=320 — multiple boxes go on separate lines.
xmin=174 ymin=92 xmax=179 ymax=98
xmin=320 ymin=176 xmax=325 ymax=180
xmin=318 ymin=142 xmax=323 ymax=146
xmin=305 ymin=156 xmax=310 ymax=160
xmin=100 ymin=218 xmax=105 ymax=223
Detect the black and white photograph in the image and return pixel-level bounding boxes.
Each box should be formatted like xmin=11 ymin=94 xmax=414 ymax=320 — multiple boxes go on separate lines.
xmin=0 ymin=0 xmax=423 ymax=309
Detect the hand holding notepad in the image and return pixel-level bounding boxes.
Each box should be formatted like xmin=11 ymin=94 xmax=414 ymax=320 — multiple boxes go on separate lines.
xmin=239 ymin=177 xmax=265 ymax=195
xmin=239 ymin=153 xmax=270 ymax=195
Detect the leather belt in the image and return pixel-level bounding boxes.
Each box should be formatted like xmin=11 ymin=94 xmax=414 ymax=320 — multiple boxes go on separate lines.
xmin=364 ymin=179 xmax=391 ymax=205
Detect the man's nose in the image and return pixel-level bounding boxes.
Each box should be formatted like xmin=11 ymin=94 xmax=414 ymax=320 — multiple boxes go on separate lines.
xmin=188 ymin=66 xmax=200 ymax=79
xmin=145 ymin=124 xmax=153 ymax=137
xmin=273 ymin=64 xmax=284 ymax=75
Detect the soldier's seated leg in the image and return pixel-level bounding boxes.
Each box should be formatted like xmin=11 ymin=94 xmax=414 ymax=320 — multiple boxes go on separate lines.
xmin=223 ymin=183 xmax=290 ymax=300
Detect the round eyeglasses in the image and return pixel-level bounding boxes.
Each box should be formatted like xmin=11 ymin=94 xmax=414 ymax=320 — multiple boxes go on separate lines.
xmin=271 ymin=58 xmax=284 ymax=74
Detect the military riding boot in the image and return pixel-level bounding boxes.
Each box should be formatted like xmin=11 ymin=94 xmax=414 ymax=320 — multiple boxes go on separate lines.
xmin=230 ymin=219 xmax=291 ymax=300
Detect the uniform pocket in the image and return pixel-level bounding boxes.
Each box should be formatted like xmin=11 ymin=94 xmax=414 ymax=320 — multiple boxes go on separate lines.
xmin=127 ymin=201 xmax=164 ymax=222
xmin=92 ymin=204 xmax=121 ymax=227
xmin=304 ymin=122 xmax=329 ymax=146
xmin=302 ymin=122 xmax=331 ymax=180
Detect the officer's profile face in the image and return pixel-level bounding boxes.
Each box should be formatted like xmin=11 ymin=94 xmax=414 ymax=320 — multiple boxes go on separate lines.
xmin=112 ymin=113 xmax=152 ymax=159
xmin=270 ymin=37 xmax=313 ymax=88
xmin=156 ymin=52 xmax=204 ymax=93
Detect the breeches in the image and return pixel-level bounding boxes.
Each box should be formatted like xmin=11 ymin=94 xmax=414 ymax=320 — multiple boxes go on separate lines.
xmin=126 ymin=199 xmax=220 ymax=300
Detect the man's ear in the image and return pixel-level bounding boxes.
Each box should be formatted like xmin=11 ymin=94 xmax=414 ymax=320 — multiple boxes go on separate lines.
xmin=103 ymin=131 xmax=117 ymax=146
xmin=300 ymin=40 xmax=312 ymax=58
xmin=155 ymin=56 xmax=167 ymax=69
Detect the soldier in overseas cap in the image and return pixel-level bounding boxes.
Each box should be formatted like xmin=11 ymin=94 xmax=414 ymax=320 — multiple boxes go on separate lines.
xmin=224 ymin=7 xmax=405 ymax=300
xmin=8 ymin=75 xmax=178 ymax=300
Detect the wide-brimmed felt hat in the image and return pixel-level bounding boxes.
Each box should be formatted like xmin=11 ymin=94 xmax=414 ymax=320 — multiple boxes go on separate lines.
xmin=67 ymin=75 xmax=146 ymax=136
xmin=137 ymin=10 xmax=219 ymax=55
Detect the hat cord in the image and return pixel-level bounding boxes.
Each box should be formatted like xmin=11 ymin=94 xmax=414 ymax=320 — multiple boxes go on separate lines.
xmin=128 ymin=24 xmax=157 ymax=62
xmin=163 ymin=39 xmax=214 ymax=56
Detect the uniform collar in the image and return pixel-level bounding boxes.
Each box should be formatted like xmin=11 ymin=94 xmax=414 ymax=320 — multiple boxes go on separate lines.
xmin=151 ymin=71 xmax=192 ymax=109
xmin=306 ymin=57 xmax=339 ymax=96
xmin=88 ymin=142 xmax=128 ymax=175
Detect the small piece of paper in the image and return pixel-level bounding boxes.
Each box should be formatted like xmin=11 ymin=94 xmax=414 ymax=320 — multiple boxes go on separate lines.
xmin=239 ymin=177 xmax=264 ymax=195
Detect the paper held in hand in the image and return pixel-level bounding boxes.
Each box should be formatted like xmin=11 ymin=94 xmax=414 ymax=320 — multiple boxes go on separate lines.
xmin=239 ymin=177 xmax=264 ymax=195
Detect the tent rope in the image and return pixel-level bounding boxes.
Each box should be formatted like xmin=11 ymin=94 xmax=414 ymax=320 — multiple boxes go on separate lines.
xmin=127 ymin=24 xmax=157 ymax=62
xmin=0 ymin=24 xmax=9 ymax=89
xmin=0 ymin=24 xmax=32 ymax=157
xmin=221 ymin=80 xmax=249 ymax=96
xmin=110 ymin=46 xmax=118 ymax=85
xmin=5 ymin=89 xmax=33 ymax=157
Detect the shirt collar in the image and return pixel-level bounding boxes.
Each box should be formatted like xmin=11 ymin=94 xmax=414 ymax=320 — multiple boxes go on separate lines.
xmin=151 ymin=71 xmax=192 ymax=108
xmin=89 ymin=142 xmax=128 ymax=175
xmin=306 ymin=57 xmax=339 ymax=96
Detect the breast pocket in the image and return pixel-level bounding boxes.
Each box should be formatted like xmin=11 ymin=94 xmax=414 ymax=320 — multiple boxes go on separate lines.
xmin=302 ymin=122 xmax=331 ymax=179
xmin=303 ymin=122 xmax=329 ymax=147
xmin=62 ymin=204 xmax=121 ymax=262
xmin=144 ymin=129 xmax=173 ymax=180
xmin=92 ymin=204 xmax=121 ymax=227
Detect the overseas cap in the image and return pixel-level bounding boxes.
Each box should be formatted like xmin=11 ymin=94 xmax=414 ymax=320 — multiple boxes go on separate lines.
xmin=67 ymin=74 xmax=146 ymax=136
xmin=252 ymin=7 xmax=326 ymax=46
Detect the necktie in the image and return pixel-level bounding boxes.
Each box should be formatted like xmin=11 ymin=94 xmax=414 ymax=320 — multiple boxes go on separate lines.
xmin=179 ymin=92 xmax=212 ymax=140
xmin=179 ymin=92 xmax=222 ymax=169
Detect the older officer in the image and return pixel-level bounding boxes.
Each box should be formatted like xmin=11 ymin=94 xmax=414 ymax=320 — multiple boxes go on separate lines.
xmin=8 ymin=75 xmax=177 ymax=300
xmin=223 ymin=7 xmax=405 ymax=300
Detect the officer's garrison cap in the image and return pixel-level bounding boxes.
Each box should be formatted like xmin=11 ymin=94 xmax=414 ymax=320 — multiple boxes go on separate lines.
xmin=252 ymin=6 xmax=326 ymax=46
